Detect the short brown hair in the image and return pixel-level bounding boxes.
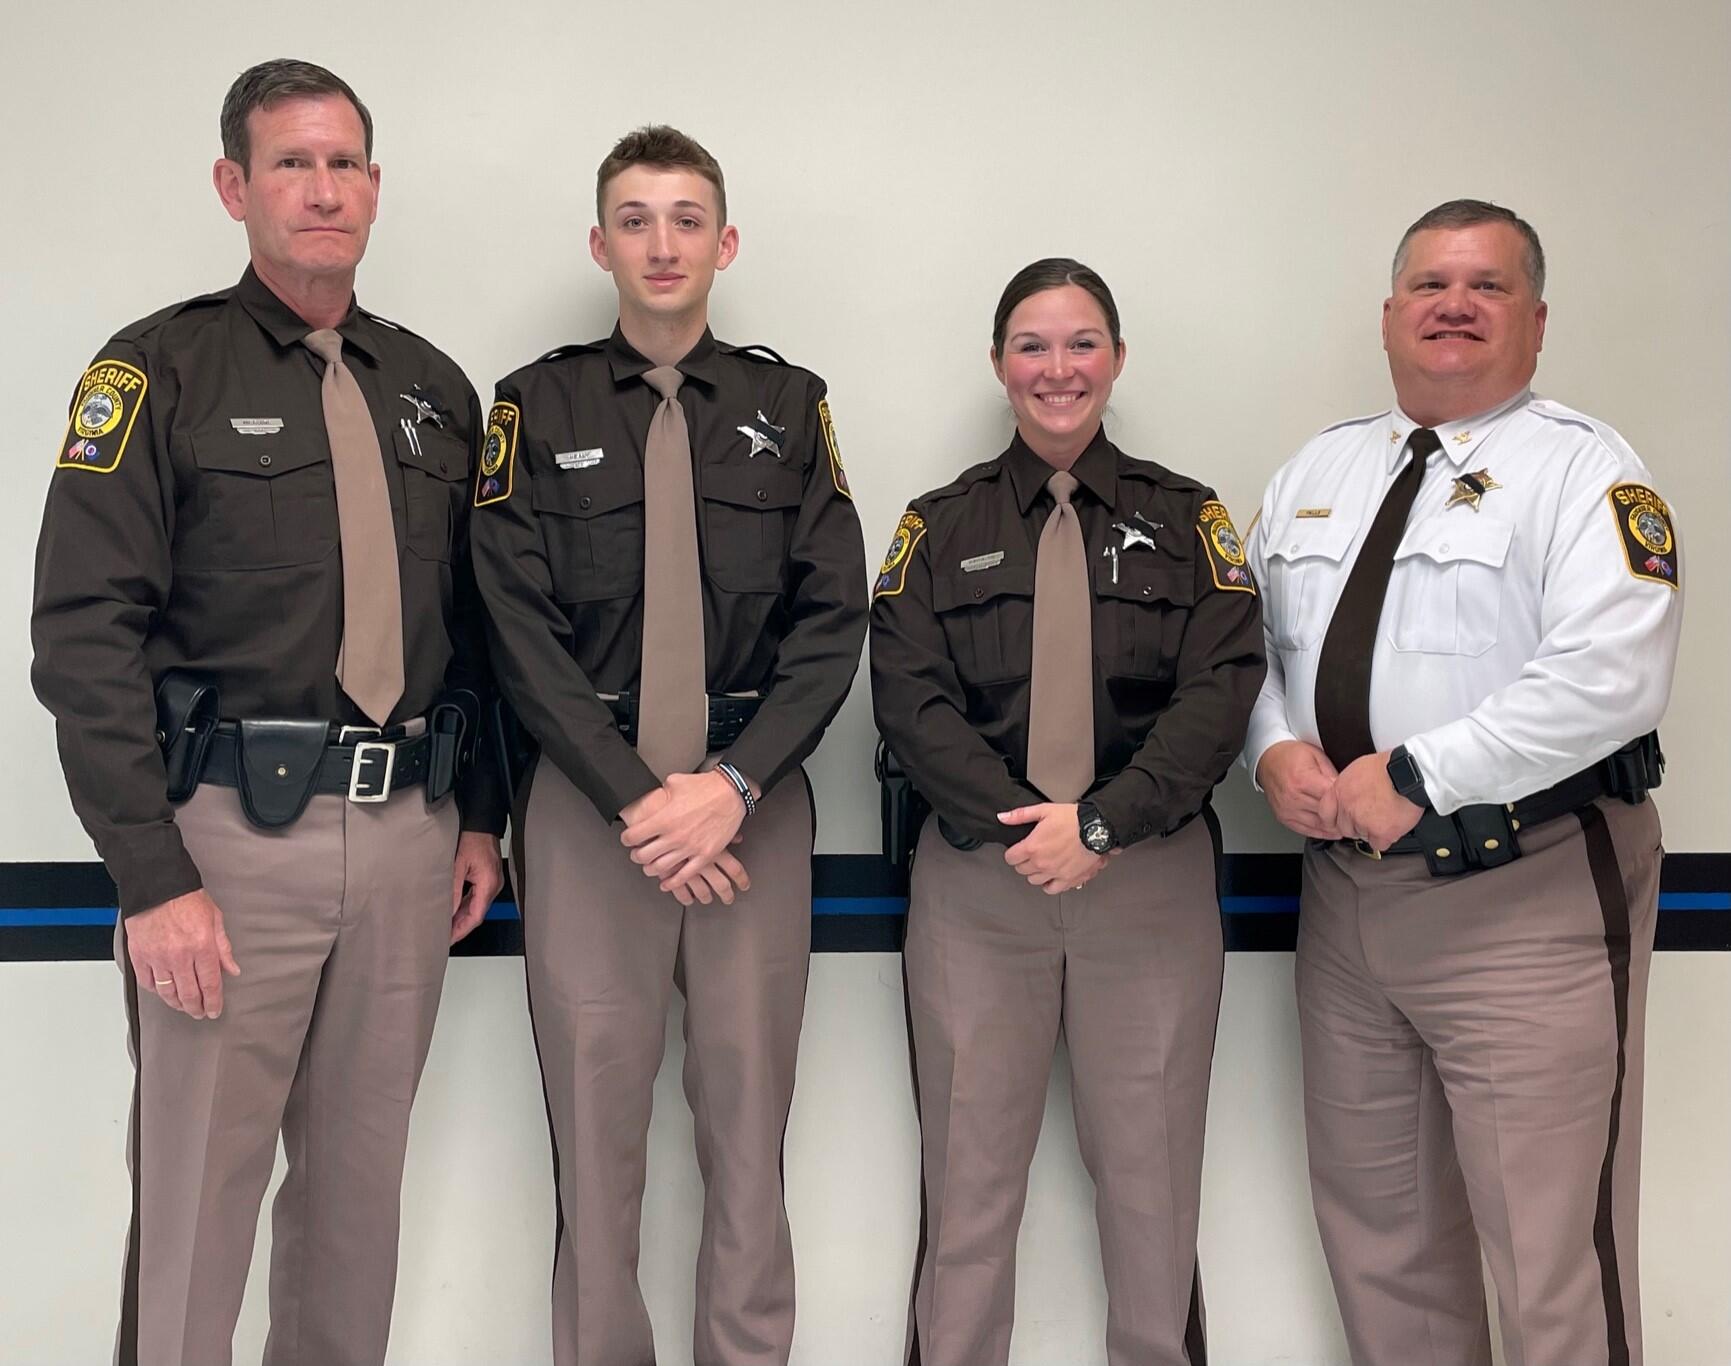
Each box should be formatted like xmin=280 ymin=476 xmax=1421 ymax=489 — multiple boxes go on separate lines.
xmin=1392 ymin=198 xmax=1546 ymax=298
xmin=220 ymin=59 xmax=373 ymax=177
xmin=595 ymin=125 xmax=727 ymax=224
xmin=992 ymin=258 xmax=1123 ymax=356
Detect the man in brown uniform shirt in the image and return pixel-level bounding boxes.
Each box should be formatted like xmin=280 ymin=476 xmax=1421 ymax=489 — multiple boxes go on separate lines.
xmin=470 ymin=127 xmax=866 ymax=1366
xmin=31 ymin=61 xmax=504 ymax=1366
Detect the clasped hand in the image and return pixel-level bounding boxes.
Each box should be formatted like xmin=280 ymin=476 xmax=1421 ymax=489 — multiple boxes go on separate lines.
xmin=997 ymin=802 xmax=1110 ymax=894
xmin=1256 ymin=741 xmax=1423 ymax=851
xmin=620 ymin=771 xmax=752 ymax=906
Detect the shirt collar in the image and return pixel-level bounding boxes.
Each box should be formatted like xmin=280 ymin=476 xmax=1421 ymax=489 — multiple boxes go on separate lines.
xmin=233 ymin=263 xmax=381 ymax=363
xmin=1386 ymin=388 xmax=1530 ymax=472
xmin=1004 ymin=425 xmax=1119 ymax=514
xmin=604 ymin=323 xmax=721 ymax=389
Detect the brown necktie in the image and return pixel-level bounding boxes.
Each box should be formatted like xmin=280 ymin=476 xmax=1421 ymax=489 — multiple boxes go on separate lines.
xmin=636 ymin=366 xmax=707 ymax=779
xmin=1314 ymin=426 xmax=1442 ymax=769
xmin=1027 ymin=469 xmax=1095 ymax=802
xmin=304 ymin=329 xmax=403 ymax=725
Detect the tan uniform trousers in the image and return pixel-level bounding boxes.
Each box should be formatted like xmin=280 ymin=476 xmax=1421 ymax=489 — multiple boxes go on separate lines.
xmin=903 ymin=811 xmax=1223 ymax=1366
xmin=114 ymin=781 xmax=461 ymax=1366
xmin=518 ymin=758 xmax=814 ymax=1366
xmin=1298 ymin=796 xmax=1662 ymax=1366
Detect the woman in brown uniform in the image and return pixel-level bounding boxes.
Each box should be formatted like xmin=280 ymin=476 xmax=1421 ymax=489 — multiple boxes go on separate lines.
xmin=870 ymin=258 xmax=1266 ymax=1366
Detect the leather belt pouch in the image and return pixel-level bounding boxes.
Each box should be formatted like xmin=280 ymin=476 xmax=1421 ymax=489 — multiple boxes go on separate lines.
xmin=154 ymin=669 xmax=221 ymax=803
xmin=235 ymin=719 xmax=333 ymax=828
xmin=427 ymin=689 xmax=480 ymax=803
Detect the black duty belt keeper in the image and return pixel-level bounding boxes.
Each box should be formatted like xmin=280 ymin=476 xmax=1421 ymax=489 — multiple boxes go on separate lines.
xmin=603 ymin=692 xmax=763 ymax=751
xmin=199 ymin=721 xmax=435 ymax=828
xmin=1365 ymin=731 xmax=1664 ymax=877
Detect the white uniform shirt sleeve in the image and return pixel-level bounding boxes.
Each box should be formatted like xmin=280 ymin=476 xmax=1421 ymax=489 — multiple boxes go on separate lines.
xmin=1405 ymin=429 xmax=1683 ymax=812
xmin=1241 ymin=479 xmax=1300 ymax=790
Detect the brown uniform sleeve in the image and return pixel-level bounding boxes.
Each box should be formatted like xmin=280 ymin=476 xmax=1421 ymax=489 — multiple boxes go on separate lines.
xmin=469 ymin=378 xmax=660 ymax=822
xmin=30 ymin=340 xmax=202 ymax=914
xmin=1091 ymin=491 xmax=1267 ymax=845
xmin=869 ymin=504 xmax=1041 ymax=845
xmin=447 ymin=386 xmax=507 ymax=834
xmin=721 ymin=382 xmax=868 ymax=794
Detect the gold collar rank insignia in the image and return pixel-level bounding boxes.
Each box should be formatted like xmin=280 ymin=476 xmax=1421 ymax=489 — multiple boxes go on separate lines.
xmin=874 ymin=510 xmax=926 ymax=599
xmin=1453 ymin=430 xmax=1473 ymax=444
xmin=1445 ymin=469 xmax=1501 ymax=511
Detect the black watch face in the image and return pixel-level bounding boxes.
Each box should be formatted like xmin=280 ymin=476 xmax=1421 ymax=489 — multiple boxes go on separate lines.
xmin=1082 ymin=821 xmax=1114 ymax=854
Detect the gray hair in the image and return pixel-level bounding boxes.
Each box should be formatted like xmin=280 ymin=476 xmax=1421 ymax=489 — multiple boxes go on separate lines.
xmin=220 ymin=59 xmax=373 ymax=176
xmin=1391 ymin=198 xmax=1546 ymax=299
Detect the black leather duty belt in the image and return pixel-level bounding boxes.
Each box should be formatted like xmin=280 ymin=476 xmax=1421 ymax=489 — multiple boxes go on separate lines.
xmin=1340 ymin=732 xmax=1663 ymax=877
xmin=601 ymin=693 xmax=762 ymax=750
xmin=202 ymin=722 xmax=432 ymax=803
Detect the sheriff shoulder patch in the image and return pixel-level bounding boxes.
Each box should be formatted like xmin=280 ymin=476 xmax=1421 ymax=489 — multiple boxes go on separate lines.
xmin=874 ymin=510 xmax=926 ymax=599
xmin=475 ymin=401 xmax=520 ymax=507
xmin=1197 ymin=499 xmax=1256 ymax=593
xmin=1608 ymin=482 xmax=1679 ymax=588
xmin=58 ymin=358 xmax=147 ymax=473
xmin=818 ymin=397 xmax=851 ymax=499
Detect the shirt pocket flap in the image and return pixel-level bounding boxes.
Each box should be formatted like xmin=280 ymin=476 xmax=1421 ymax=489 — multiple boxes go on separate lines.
xmin=932 ymin=561 xmax=1035 ymax=612
xmin=701 ymin=463 xmax=803 ymax=511
xmin=391 ymin=425 xmax=471 ymax=482
xmin=1266 ymin=515 xmax=1357 ymax=565
xmin=1395 ymin=517 xmax=1514 ymax=568
xmin=531 ymin=468 xmax=644 ymax=518
xmin=1096 ymin=557 xmax=1195 ymax=606
xmin=192 ymin=428 xmax=327 ymax=478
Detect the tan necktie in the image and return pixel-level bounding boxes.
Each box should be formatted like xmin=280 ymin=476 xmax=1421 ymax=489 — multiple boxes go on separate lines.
xmin=1026 ymin=469 xmax=1095 ymax=802
xmin=304 ymin=329 xmax=404 ymax=725
xmin=636 ymin=366 xmax=707 ymax=778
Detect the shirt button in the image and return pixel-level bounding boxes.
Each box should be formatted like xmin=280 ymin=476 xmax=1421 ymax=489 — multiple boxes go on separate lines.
xmin=1440 ymin=543 xmax=1450 ymax=554
xmin=973 ymin=587 xmax=984 ymax=599
xmin=439 ymin=460 xmax=449 ymax=474
xmin=755 ymin=489 xmax=767 ymax=502
xmin=258 ymin=454 xmax=272 ymax=468
xmin=1289 ymin=542 xmax=1299 ymax=552
xmin=1141 ymin=586 xmax=1152 ymax=597
xmin=579 ymin=496 xmax=592 ymax=510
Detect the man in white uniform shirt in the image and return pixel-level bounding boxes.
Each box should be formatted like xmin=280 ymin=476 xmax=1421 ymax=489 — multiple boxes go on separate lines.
xmin=1244 ymin=199 xmax=1683 ymax=1366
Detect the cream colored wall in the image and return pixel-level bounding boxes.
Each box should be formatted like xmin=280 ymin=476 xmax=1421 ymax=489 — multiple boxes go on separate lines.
xmin=1 ymin=2 xmax=1726 ymax=1363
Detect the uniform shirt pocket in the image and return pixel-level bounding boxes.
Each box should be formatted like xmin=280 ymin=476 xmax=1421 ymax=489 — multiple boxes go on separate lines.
xmin=1387 ymin=516 xmax=1514 ymax=656
xmin=530 ymin=466 xmax=644 ymax=603
xmin=393 ymin=424 xmax=471 ymax=562
xmin=1263 ymin=515 xmax=1357 ymax=651
xmin=931 ymin=561 xmax=1035 ymax=685
xmin=183 ymin=427 xmax=336 ymax=570
xmin=700 ymin=463 xmax=802 ymax=594
xmin=1095 ymin=555 xmax=1194 ymax=680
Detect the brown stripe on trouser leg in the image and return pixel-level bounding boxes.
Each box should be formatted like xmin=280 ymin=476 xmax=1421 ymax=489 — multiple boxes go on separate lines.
xmin=523 ymin=759 xmax=813 ymax=1366
xmin=904 ymin=816 xmax=1223 ymax=1366
xmin=1298 ymin=796 xmax=1660 ymax=1366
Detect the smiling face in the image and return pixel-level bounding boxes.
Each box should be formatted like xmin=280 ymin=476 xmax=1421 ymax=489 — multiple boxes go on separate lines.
xmin=1382 ymin=222 xmax=1547 ymax=425
xmin=213 ymin=94 xmax=379 ymax=291
xmin=589 ymin=165 xmax=737 ymax=331
xmin=992 ymin=284 xmax=1127 ymax=465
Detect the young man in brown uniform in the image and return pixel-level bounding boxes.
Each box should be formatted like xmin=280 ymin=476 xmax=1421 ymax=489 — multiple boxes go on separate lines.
xmin=469 ymin=126 xmax=867 ymax=1366
xmin=31 ymin=60 xmax=505 ymax=1366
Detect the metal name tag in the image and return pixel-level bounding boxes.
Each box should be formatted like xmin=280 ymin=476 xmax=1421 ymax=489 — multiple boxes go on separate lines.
xmin=960 ymin=551 xmax=1006 ymax=573
xmin=229 ymin=417 xmax=284 ymax=436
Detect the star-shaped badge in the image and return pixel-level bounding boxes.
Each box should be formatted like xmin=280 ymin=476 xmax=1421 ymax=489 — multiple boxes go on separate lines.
xmin=736 ymin=410 xmax=785 ymax=459
xmin=1112 ymin=511 xmax=1164 ymax=551
xmin=1445 ymin=468 xmax=1502 ymax=511
xmin=398 ymin=386 xmax=448 ymax=428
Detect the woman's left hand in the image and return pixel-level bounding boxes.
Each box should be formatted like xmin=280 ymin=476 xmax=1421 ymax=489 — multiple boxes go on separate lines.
xmin=998 ymin=803 xmax=1109 ymax=893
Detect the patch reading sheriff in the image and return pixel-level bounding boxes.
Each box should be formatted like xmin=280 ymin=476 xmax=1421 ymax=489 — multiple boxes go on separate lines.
xmin=1608 ymin=483 xmax=1679 ymax=588
xmin=58 ymin=359 xmax=147 ymax=473
xmin=1196 ymin=499 xmax=1255 ymax=593
xmin=475 ymin=401 xmax=520 ymax=507
xmin=819 ymin=398 xmax=851 ymax=499
xmin=874 ymin=510 xmax=926 ymax=599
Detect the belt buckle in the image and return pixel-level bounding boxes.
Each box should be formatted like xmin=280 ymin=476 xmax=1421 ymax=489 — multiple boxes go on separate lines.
xmin=348 ymin=739 xmax=397 ymax=802
xmin=338 ymin=724 xmax=382 ymax=744
xmin=1351 ymin=839 xmax=1383 ymax=861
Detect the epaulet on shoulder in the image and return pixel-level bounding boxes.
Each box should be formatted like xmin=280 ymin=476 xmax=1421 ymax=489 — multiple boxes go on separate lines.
xmin=360 ymin=308 xmax=417 ymax=337
xmin=1527 ymin=395 xmax=1601 ymax=435
xmin=925 ymin=459 xmax=1001 ymax=503
xmin=1315 ymin=409 xmax=1389 ymax=437
xmin=534 ymin=341 xmax=603 ymax=365
xmin=722 ymin=342 xmax=789 ymax=366
xmin=1120 ymin=453 xmax=1205 ymax=495
xmin=113 ymin=289 xmax=229 ymax=343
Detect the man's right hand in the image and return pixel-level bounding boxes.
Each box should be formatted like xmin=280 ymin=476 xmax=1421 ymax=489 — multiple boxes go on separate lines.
xmin=1256 ymin=740 xmax=1345 ymax=841
xmin=125 ymin=889 xmax=240 ymax=1020
xmin=620 ymin=788 xmax=751 ymax=906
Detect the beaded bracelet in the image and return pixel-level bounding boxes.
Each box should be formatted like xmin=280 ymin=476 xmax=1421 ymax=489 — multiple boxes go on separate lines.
xmin=715 ymin=760 xmax=757 ymax=817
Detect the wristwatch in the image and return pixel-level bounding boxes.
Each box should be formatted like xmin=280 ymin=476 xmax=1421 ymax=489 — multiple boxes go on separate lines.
xmin=1386 ymin=745 xmax=1430 ymax=807
xmin=1076 ymin=801 xmax=1117 ymax=855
